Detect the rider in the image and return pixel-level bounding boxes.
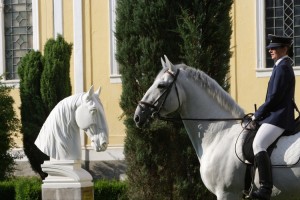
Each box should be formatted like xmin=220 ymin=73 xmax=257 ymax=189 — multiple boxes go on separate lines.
xmin=251 ymin=34 xmax=295 ymax=200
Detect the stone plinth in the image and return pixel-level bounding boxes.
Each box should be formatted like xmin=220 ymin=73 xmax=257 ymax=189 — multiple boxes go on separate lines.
xmin=41 ymin=160 xmax=94 ymax=200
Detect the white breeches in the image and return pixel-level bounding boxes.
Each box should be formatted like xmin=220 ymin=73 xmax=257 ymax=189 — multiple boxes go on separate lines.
xmin=252 ymin=123 xmax=284 ymax=155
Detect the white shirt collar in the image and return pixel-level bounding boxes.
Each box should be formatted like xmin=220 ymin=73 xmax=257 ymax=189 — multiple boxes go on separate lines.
xmin=275 ymin=55 xmax=289 ymax=66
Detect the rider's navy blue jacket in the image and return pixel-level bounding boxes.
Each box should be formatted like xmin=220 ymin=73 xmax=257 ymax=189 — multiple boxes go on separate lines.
xmin=254 ymin=57 xmax=295 ymax=131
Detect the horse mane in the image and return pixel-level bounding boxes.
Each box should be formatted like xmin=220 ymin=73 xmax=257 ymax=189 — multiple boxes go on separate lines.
xmin=35 ymin=93 xmax=83 ymax=159
xmin=174 ymin=64 xmax=245 ymax=118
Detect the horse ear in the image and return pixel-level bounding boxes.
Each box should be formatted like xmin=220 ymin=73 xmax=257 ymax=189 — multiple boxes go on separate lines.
xmin=161 ymin=57 xmax=167 ymax=69
xmin=87 ymin=85 xmax=94 ymax=99
xmin=95 ymin=86 xmax=101 ymax=97
xmin=164 ymin=55 xmax=175 ymax=72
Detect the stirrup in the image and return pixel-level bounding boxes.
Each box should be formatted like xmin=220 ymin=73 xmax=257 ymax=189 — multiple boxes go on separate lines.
xmin=242 ymin=190 xmax=251 ymax=199
xmin=250 ymin=187 xmax=271 ymax=200
xmin=242 ymin=180 xmax=254 ymax=199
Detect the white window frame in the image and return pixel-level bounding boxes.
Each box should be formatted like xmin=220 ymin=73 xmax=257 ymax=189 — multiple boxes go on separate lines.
xmin=0 ymin=0 xmax=39 ymax=86
xmin=256 ymin=0 xmax=300 ymax=77
xmin=109 ymin=0 xmax=121 ymax=83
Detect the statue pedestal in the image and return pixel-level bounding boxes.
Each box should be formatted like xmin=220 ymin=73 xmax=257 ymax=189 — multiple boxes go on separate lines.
xmin=41 ymin=160 xmax=94 ymax=200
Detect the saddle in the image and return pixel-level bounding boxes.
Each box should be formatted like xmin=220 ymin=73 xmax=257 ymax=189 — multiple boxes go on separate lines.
xmin=241 ymin=115 xmax=300 ymax=199
xmin=242 ymin=116 xmax=300 ymax=164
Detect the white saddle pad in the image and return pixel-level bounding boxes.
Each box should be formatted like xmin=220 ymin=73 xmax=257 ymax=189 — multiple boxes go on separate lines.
xmin=271 ymin=133 xmax=300 ymax=166
xmin=236 ymin=128 xmax=300 ymax=166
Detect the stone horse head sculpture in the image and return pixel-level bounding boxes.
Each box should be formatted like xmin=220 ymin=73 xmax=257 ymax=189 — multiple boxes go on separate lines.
xmin=35 ymin=86 xmax=109 ymax=160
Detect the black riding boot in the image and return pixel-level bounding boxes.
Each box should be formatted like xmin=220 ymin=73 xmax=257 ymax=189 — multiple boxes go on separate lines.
xmin=251 ymin=151 xmax=273 ymax=200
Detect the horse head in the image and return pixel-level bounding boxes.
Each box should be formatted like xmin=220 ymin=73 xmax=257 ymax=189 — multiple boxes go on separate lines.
xmin=134 ymin=56 xmax=182 ymax=128
xmin=75 ymin=86 xmax=109 ymax=151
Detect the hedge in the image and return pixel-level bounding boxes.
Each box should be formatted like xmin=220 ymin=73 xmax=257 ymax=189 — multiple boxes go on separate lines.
xmin=0 ymin=177 xmax=127 ymax=200
xmin=94 ymin=179 xmax=128 ymax=200
xmin=15 ymin=177 xmax=42 ymax=200
xmin=0 ymin=181 xmax=15 ymax=199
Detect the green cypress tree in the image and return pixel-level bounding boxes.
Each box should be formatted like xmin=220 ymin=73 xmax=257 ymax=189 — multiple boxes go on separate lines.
xmin=18 ymin=50 xmax=49 ymax=179
xmin=18 ymin=35 xmax=73 ymax=179
xmin=115 ymin=0 xmax=200 ymax=199
xmin=178 ymin=0 xmax=233 ymax=91
xmin=174 ymin=1 xmax=233 ymax=199
xmin=117 ymin=0 xmax=232 ymax=199
xmin=0 ymin=76 xmax=19 ymax=180
xmin=41 ymin=35 xmax=73 ymax=113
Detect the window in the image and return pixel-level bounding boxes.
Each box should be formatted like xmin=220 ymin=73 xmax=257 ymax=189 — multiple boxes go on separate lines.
xmin=109 ymin=0 xmax=121 ymax=83
xmin=4 ymin=0 xmax=32 ymax=80
xmin=256 ymin=0 xmax=300 ymax=77
xmin=0 ymin=0 xmax=38 ymax=85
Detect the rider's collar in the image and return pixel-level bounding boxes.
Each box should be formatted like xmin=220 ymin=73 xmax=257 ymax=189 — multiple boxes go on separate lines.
xmin=275 ymin=55 xmax=289 ymax=66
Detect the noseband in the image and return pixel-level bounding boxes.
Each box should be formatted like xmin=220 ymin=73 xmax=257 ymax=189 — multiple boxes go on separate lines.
xmin=139 ymin=69 xmax=181 ymax=118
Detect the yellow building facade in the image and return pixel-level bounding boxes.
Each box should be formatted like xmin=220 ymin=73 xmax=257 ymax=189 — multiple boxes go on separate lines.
xmin=1 ymin=0 xmax=300 ymax=165
xmin=1 ymin=0 xmax=125 ymax=162
xmin=230 ymin=0 xmax=300 ymax=114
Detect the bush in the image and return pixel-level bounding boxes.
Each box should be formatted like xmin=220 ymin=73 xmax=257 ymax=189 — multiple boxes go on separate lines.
xmin=0 ymin=181 xmax=15 ymax=199
xmin=94 ymin=180 xmax=128 ymax=200
xmin=0 ymin=178 xmax=128 ymax=200
xmin=177 ymin=0 xmax=233 ymax=91
xmin=0 ymin=76 xmax=19 ymax=180
xmin=116 ymin=0 xmax=232 ymax=199
xmin=41 ymin=34 xmax=73 ymax=113
xmin=115 ymin=1 xmax=188 ymax=199
xmin=18 ymin=35 xmax=73 ymax=179
xmin=18 ymin=50 xmax=49 ymax=180
xmin=0 ymin=177 xmax=42 ymax=200
xmin=14 ymin=177 xmax=42 ymax=200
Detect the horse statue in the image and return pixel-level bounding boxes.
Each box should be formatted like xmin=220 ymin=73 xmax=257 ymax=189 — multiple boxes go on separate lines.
xmin=35 ymin=85 xmax=109 ymax=160
xmin=134 ymin=56 xmax=300 ymax=200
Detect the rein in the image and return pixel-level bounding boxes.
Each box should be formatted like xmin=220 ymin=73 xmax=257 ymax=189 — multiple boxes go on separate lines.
xmin=158 ymin=115 xmax=243 ymax=122
xmin=139 ymin=69 xmax=243 ymax=122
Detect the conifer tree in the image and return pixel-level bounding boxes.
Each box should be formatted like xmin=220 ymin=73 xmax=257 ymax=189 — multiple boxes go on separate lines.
xmin=178 ymin=0 xmax=233 ymax=91
xmin=115 ymin=0 xmax=209 ymax=199
xmin=116 ymin=0 xmax=233 ymax=199
xmin=18 ymin=35 xmax=73 ymax=179
xmin=0 ymin=76 xmax=19 ymax=180
xmin=41 ymin=35 xmax=73 ymax=113
xmin=18 ymin=50 xmax=48 ymax=179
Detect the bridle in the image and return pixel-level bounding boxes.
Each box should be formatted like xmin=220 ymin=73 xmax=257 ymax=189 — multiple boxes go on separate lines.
xmin=139 ymin=69 xmax=181 ymax=119
xmin=138 ymin=69 xmax=243 ymax=122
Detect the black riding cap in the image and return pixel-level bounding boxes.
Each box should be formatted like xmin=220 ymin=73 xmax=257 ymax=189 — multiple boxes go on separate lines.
xmin=266 ymin=34 xmax=293 ymax=49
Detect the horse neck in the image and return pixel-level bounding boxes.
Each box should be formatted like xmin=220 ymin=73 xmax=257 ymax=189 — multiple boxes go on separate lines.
xmin=178 ymin=78 xmax=242 ymax=161
xmin=60 ymin=94 xmax=83 ymax=130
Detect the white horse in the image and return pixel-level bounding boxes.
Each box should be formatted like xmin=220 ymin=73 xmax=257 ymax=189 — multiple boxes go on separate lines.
xmin=134 ymin=56 xmax=300 ymax=200
xmin=35 ymin=86 xmax=109 ymax=160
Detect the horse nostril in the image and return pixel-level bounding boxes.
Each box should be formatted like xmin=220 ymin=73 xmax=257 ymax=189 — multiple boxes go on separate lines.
xmin=134 ymin=115 xmax=140 ymax=123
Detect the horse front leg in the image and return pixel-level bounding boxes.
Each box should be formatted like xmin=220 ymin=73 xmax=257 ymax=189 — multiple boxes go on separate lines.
xmin=200 ymin=168 xmax=242 ymax=200
xmin=200 ymin=154 xmax=246 ymax=200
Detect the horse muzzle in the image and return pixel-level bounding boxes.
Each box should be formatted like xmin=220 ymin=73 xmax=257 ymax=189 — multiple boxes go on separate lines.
xmin=88 ymin=129 xmax=108 ymax=152
xmin=93 ymin=141 xmax=108 ymax=152
xmin=99 ymin=142 xmax=108 ymax=151
xmin=134 ymin=103 xmax=155 ymax=128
